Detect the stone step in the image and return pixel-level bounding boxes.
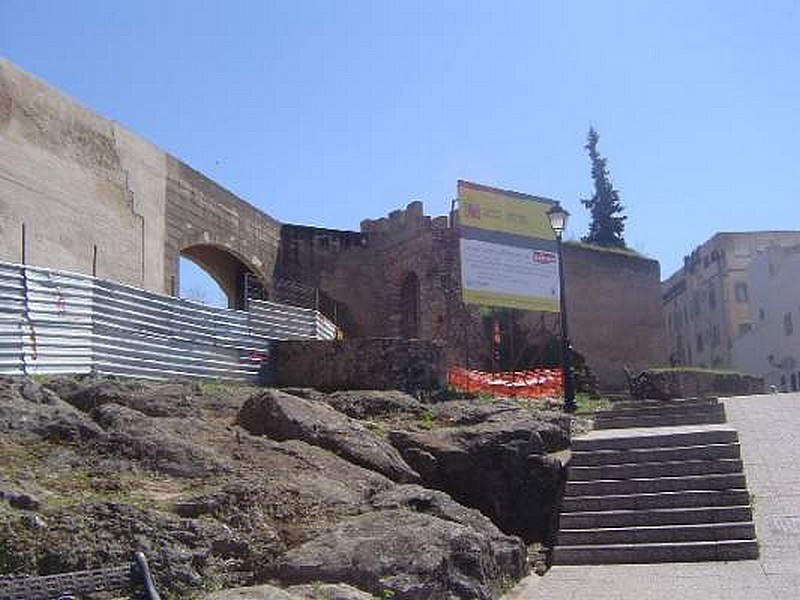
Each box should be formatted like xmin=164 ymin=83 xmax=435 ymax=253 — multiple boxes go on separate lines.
xmin=558 ymin=521 xmax=755 ymax=546
xmin=559 ymin=505 xmax=753 ymax=529
xmin=594 ymin=405 xmax=725 ymax=423
xmin=570 ymin=442 xmax=741 ymax=466
xmin=569 ymin=458 xmax=743 ymax=482
xmin=565 ymin=472 xmax=746 ymax=497
xmin=572 ymin=428 xmax=738 ymax=452
xmin=600 ymin=400 xmax=721 ymax=418
xmin=552 ymin=539 xmax=759 ymax=565
xmin=561 ymin=488 xmax=751 ymax=512
xmin=610 ymin=397 xmax=719 ymax=411
xmin=593 ymin=409 xmax=726 ymax=430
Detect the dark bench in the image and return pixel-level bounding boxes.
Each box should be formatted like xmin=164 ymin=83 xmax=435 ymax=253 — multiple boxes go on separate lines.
xmin=0 ymin=552 xmax=161 ymax=600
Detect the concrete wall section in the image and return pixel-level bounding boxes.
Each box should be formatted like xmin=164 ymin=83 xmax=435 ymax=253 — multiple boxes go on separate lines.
xmin=0 ymin=59 xmax=145 ymax=287
xmin=164 ymin=156 xmax=282 ymax=306
xmin=564 ymin=243 xmax=668 ymax=390
xmin=1 ymin=59 xmax=283 ymax=306
xmin=113 ymin=124 xmax=168 ymax=292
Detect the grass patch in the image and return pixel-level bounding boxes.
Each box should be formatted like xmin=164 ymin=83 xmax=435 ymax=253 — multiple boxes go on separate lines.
xmin=417 ymin=411 xmax=439 ymax=431
xmin=1 ymin=439 xmax=192 ymax=512
xmin=574 ymin=393 xmax=610 ymax=416
xmin=646 ymin=366 xmax=749 ymax=376
xmin=196 ymin=379 xmax=230 ymax=395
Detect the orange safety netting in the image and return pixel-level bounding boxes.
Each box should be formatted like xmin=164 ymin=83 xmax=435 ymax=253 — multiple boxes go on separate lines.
xmin=447 ymin=367 xmax=563 ymax=399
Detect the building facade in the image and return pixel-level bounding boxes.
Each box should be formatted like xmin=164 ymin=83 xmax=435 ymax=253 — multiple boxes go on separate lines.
xmin=662 ymin=231 xmax=800 ymax=370
xmin=731 ymin=244 xmax=800 ymax=390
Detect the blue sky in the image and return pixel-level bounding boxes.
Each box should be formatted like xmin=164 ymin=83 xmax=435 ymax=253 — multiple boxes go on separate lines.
xmin=2 ymin=1 xmax=798 ymax=304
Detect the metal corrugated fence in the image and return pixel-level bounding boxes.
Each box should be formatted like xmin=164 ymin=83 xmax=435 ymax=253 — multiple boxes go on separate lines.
xmin=0 ymin=261 xmax=336 ymax=382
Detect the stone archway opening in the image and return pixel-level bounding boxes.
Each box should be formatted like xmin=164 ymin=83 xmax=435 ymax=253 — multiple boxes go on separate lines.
xmin=178 ymin=244 xmax=266 ymax=310
xmin=179 ymin=256 xmax=228 ymax=307
xmin=400 ymin=271 xmax=421 ymax=339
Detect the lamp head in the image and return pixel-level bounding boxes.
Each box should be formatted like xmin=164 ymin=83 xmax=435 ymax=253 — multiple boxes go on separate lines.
xmin=547 ymin=203 xmax=569 ymax=237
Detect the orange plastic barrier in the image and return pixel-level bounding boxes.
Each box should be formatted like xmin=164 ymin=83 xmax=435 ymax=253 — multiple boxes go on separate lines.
xmin=447 ymin=367 xmax=563 ymax=400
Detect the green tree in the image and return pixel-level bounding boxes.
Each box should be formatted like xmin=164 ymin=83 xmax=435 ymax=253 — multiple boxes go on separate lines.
xmin=581 ymin=128 xmax=627 ymax=247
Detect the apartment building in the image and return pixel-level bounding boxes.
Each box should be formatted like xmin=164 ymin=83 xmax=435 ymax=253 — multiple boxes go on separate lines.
xmin=732 ymin=244 xmax=800 ymax=390
xmin=662 ymin=231 xmax=800 ymax=370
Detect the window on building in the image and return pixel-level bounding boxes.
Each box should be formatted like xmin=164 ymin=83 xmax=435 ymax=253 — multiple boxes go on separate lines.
xmin=696 ymin=333 xmax=704 ymax=353
xmin=692 ymin=292 xmax=701 ymax=317
xmin=709 ymin=288 xmax=717 ymax=310
xmin=711 ymin=325 xmax=720 ymax=348
xmin=738 ymin=323 xmax=752 ymax=335
xmin=792 ymin=373 xmax=798 ymax=392
xmin=735 ymin=282 xmax=749 ymax=303
xmin=785 ymin=312 xmax=794 ymax=336
xmin=759 ymin=308 xmax=766 ymax=321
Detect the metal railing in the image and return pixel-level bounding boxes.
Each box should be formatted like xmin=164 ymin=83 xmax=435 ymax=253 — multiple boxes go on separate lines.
xmin=0 ymin=261 xmax=336 ymax=382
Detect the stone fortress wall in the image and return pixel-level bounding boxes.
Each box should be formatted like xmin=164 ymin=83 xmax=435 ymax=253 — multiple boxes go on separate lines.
xmin=0 ymin=58 xmax=281 ymax=309
xmin=1 ymin=58 xmax=667 ymax=390
xmin=278 ymin=201 xmax=668 ymax=391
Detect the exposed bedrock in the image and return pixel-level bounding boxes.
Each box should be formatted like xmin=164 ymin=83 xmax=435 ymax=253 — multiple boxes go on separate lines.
xmin=237 ymin=389 xmax=420 ymax=483
xmin=388 ymin=400 xmax=571 ymax=544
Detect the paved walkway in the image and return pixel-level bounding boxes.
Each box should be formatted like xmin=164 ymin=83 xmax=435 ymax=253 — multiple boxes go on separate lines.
xmin=506 ymin=392 xmax=800 ymax=600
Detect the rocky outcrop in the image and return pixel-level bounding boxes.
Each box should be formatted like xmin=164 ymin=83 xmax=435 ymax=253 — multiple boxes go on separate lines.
xmin=237 ymin=390 xmax=420 ymax=483
xmin=204 ymin=583 xmax=373 ymax=600
xmin=324 ymin=390 xmax=427 ymax=419
xmin=1 ymin=501 xmax=228 ymax=597
xmin=272 ymin=509 xmax=521 ymax=600
xmin=1 ymin=377 xmax=571 ymax=599
xmin=204 ymin=586 xmax=300 ymax=600
xmin=0 ymin=377 xmax=103 ymax=442
xmin=92 ymin=403 xmax=228 ymax=478
xmin=388 ymin=402 xmax=570 ymax=543
xmin=45 ymin=378 xmax=198 ymax=417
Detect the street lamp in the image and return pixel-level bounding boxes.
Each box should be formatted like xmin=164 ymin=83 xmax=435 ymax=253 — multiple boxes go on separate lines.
xmin=547 ymin=203 xmax=576 ymax=412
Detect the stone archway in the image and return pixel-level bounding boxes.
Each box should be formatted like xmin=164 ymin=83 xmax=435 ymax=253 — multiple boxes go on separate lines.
xmin=177 ymin=244 xmax=266 ymax=310
xmin=399 ymin=271 xmax=420 ymax=339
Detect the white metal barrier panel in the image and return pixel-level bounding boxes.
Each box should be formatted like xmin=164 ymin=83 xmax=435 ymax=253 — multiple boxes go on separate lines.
xmin=0 ymin=261 xmax=337 ymax=382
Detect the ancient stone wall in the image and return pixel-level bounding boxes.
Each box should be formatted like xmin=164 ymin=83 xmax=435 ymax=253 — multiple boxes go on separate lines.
xmin=164 ymin=157 xmax=281 ymax=307
xmin=0 ymin=59 xmax=152 ymax=288
xmin=639 ymin=368 xmax=764 ymax=399
xmin=563 ymin=242 xmax=668 ymax=390
xmin=279 ymin=203 xmax=667 ymax=392
xmin=272 ymin=338 xmax=446 ymax=391
xmin=0 ymin=59 xmax=281 ymax=307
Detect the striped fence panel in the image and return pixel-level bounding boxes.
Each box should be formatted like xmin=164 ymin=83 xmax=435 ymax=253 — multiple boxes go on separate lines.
xmin=0 ymin=261 xmax=337 ymax=382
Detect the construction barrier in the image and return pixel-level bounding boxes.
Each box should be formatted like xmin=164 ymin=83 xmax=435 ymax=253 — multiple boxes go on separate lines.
xmin=447 ymin=367 xmax=563 ymax=399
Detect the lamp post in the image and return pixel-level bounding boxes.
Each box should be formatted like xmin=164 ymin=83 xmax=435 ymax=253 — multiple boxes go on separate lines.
xmin=547 ymin=203 xmax=576 ymax=413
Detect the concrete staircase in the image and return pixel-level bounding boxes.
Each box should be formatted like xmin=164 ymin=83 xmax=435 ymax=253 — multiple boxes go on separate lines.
xmin=553 ymin=398 xmax=758 ymax=564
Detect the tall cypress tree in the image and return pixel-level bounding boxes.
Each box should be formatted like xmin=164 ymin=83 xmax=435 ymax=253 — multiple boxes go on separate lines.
xmin=581 ymin=128 xmax=627 ymax=247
